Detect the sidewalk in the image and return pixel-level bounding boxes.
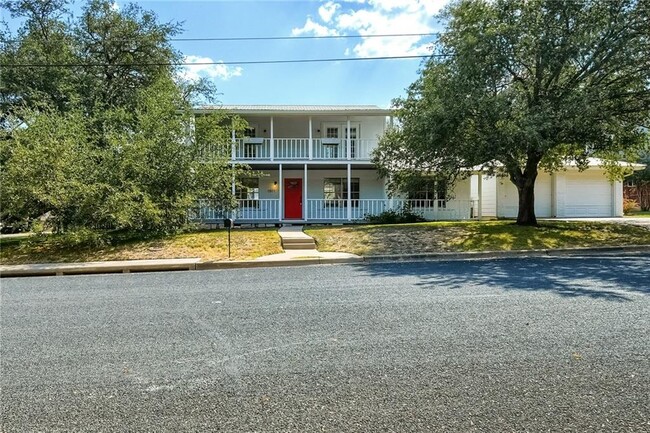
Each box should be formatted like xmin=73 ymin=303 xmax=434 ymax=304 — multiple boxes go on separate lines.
xmin=2 ymin=244 xmax=649 ymax=278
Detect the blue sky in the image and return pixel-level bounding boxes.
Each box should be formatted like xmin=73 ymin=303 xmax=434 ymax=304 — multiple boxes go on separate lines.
xmin=3 ymin=0 xmax=449 ymax=107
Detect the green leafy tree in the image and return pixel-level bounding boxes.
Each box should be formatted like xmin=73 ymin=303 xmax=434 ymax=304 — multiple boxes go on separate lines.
xmin=1 ymin=0 xmax=246 ymax=233
xmin=374 ymin=0 xmax=650 ymax=225
xmin=0 ymin=0 xmax=79 ymax=117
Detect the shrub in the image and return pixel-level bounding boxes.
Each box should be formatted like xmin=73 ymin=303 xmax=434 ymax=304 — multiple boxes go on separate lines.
xmin=623 ymin=198 xmax=640 ymax=215
xmin=365 ymin=204 xmax=426 ymax=224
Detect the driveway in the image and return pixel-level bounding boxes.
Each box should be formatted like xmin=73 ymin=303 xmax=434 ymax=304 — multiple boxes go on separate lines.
xmin=547 ymin=217 xmax=650 ymax=227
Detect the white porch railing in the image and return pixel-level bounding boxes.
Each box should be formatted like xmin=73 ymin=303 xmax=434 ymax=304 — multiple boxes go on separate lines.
xmin=192 ymin=199 xmax=280 ymax=221
xmin=193 ymin=199 xmax=477 ymax=222
xmin=306 ymin=199 xmax=388 ymax=220
xmin=234 ymin=199 xmax=280 ymax=220
xmin=230 ymin=138 xmax=378 ymax=161
xmin=274 ymin=138 xmax=309 ymax=159
xmin=233 ymin=138 xmax=271 ymax=160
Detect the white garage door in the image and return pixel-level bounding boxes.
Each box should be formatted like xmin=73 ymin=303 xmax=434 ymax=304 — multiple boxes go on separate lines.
xmin=565 ymin=172 xmax=613 ymax=217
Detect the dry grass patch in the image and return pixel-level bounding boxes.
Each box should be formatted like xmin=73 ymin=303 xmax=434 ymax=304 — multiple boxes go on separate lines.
xmin=0 ymin=228 xmax=282 ymax=265
xmin=305 ymin=221 xmax=650 ymax=256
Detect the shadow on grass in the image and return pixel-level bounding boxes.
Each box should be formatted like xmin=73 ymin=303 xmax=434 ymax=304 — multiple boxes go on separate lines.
xmin=353 ymin=254 xmax=650 ymax=302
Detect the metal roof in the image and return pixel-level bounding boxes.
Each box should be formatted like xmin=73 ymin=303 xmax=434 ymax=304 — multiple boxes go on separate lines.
xmin=194 ymin=104 xmax=392 ymax=115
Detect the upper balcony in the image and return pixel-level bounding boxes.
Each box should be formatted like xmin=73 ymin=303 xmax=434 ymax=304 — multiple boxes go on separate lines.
xmin=231 ymin=137 xmax=378 ymax=161
xmin=194 ymin=104 xmax=393 ymax=163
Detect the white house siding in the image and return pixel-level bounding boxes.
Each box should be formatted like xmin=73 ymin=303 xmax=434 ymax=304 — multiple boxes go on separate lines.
xmin=496 ymin=173 xmax=553 ymax=218
xmin=238 ymin=115 xmax=385 ymax=140
xmin=563 ymin=171 xmax=614 ymax=217
xmin=471 ymin=175 xmax=497 ymax=217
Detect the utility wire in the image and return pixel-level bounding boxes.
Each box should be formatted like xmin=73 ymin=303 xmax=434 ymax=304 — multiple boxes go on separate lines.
xmin=0 ymin=32 xmax=440 ymax=44
xmin=169 ymin=32 xmax=440 ymax=42
xmin=2 ymin=53 xmax=445 ymax=68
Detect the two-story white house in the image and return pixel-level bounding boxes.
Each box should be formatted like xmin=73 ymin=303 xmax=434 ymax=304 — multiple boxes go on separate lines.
xmin=194 ymin=104 xmax=477 ymax=224
xmin=193 ymin=104 xmax=633 ymax=224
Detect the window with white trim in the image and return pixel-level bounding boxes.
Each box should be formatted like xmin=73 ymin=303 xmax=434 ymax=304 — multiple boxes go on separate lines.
xmin=236 ymin=178 xmax=260 ymax=207
xmin=408 ymin=180 xmax=447 ymax=207
xmin=324 ymin=178 xmax=360 ymax=207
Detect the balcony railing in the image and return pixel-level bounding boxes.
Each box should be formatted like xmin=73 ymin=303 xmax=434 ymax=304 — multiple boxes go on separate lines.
xmin=192 ymin=199 xmax=478 ymax=222
xmin=231 ymin=138 xmax=377 ymax=161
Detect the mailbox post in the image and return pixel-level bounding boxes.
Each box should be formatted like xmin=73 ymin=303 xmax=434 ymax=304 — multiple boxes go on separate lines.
xmin=223 ymin=218 xmax=234 ymax=258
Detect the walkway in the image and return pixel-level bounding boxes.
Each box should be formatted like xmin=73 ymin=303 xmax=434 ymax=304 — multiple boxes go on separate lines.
xmin=255 ymin=225 xmax=360 ymax=262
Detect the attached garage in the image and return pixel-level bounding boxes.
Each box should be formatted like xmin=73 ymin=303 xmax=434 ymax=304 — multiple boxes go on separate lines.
xmin=564 ymin=171 xmax=613 ymax=217
xmin=485 ymin=159 xmax=629 ymax=218
xmin=493 ymin=172 xmax=553 ymax=218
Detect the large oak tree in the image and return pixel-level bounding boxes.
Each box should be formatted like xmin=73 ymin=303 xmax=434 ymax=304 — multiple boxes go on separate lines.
xmin=374 ymin=0 xmax=650 ymax=225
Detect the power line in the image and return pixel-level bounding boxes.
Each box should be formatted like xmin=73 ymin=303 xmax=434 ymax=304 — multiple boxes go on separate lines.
xmin=2 ymin=53 xmax=444 ymax=68
xmin=0 ymin=32 xmax=440 ymax=44
xmin=169 ymin=32 xmax=440 ymax=42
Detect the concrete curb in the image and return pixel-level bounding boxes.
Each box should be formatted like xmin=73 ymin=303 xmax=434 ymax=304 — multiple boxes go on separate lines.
xmin=0 ymin=258 xmax=201 ymax=278
xmin=2 ymin=245 xmax=648 ymax=278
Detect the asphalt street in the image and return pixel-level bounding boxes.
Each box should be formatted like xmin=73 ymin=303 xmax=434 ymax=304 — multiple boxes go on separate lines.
xmin=1 ymin=255 xmax=649 ymax=432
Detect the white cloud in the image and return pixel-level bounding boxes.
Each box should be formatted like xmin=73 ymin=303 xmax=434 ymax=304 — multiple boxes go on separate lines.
xmin=180 ymin=55 xmax=243 ymax=82
xmin=293 ymin=0 xmax=446 ymax=57
xmin=292 ymin=17 xmax=339 ymax=36
xmin=319 ymin=1 xmax=340 ymax=22
xmin=110 ymin=1 xmax=119 ymax=11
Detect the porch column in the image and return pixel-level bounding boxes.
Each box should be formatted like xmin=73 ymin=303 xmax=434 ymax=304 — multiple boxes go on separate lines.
xmin=613 ymin=180 xmax=624 ymax=217
xmin=477 ymin=173 xmax=483 ymax=220
xmin=434 ymin=187 xmax=439 ymax=219
xmin=385 ymin=175 xmax=393 ymax=210
xmin=231 ymin=174 xmax=236 ymax=220
xmin=308 ymin=116 xmax=313 ymax=160
xmin=389 ymin=116 xmax=394 ymax=128
xmin=304 ymin=164 xmax=308 ymax=221
xmin=553 ymin=173 xmax=567 ymax=217
xmin=279 ymin=164 xmax=283 ymax=221
xmin=270 ymin=116 xmax=274 ymax=161
xmin=231 ymin=128 xmax=236 ymax=160
xmin=346 ymin=117 xmax=351 ymax=161
xmin=347 ymin=163 xmax=352 ymax=221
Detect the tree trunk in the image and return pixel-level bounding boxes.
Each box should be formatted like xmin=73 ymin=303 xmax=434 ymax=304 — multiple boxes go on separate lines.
xmin=509 ymin=155 xmax=541 ymax=226
xmin=516 ymin=177 xmax=537 ymax=226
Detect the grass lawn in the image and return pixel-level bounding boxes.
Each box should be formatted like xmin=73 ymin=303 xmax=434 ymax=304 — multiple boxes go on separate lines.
xmin=625 ymin=211 xmax=650 ymax=218
xmin=0 ymin=228 xmax=283 ymax=265
xmin=305 ymin=220 xmax=650 ymax=256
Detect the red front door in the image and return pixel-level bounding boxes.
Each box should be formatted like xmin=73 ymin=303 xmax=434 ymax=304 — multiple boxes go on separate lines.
xmin=284 ymin=178 xmax=303 ymax=219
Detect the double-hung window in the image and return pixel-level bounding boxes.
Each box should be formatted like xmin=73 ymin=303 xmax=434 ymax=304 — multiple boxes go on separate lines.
xmin=324 ymin=178 xmax=359 ymax=207
xmin=408 ymin=180 xmax=447 ymax=208
xmin=243 ymin=125 xmax=258 ymax=158
xmin=236 ymin=178 xmax=260 ymax=207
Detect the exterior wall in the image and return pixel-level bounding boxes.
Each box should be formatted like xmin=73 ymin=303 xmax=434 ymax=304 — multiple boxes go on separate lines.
xmin=451 ymin=177 xmax=472 ymax=203
xmin=493 ymin=169 xmax=618 ymax=218
xmin=258 ymin=168 xmax=386 ymax=201
xmin=471 ymin=175 xmax=497 ymax=217
xmin=238 ymin=115 xmax=386 ymax=140
xmin=496 ymin=173 xmax=553 ymax=218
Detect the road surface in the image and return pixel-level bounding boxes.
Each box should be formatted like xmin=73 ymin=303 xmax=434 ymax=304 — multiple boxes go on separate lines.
xmin=1 ymin=255 xmax=649 ymax=432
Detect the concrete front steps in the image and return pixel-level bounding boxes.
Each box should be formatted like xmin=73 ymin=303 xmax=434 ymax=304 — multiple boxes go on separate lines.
xmin=278 ymin=225 xmax=317 ymax=250
xmin=282 ymin=238 xmax=317 ymax=250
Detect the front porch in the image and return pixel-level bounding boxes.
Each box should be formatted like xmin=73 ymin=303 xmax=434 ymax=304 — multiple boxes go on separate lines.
xmin=193 ymin=198 xmax=478 ymax=224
